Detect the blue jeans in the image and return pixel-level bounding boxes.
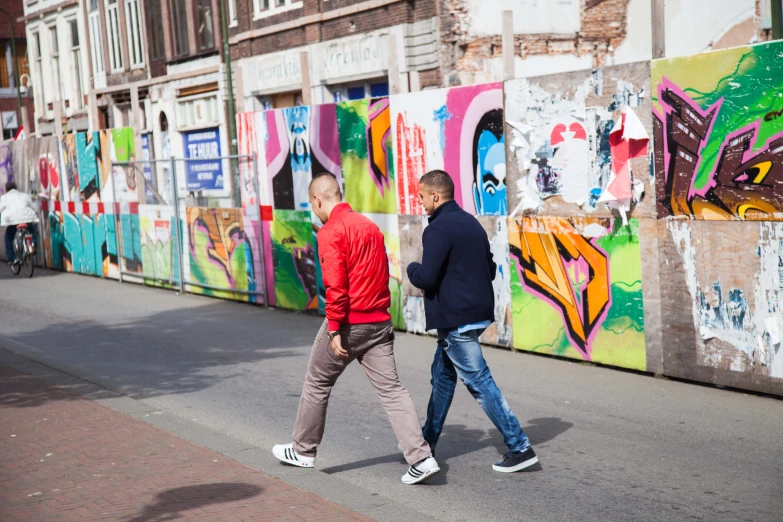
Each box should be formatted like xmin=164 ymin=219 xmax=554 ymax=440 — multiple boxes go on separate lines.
xmin=422 ymin=328 xmax=531 ymax=454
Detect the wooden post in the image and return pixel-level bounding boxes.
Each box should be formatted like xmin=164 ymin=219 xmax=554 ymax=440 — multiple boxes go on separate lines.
xmin=652 ymin=0 xmax=665 ymax=59
xmin=53 ymin=102 xmax=63 ymax=136
xmin=21 ymin=105 xmax=29 ymax=139
xmin=502 ymin=10 xmax=515 ymax=80
xmin=88 ymin=91 xmax=99 ymax=131
xmin=386 ymin=34 xmax=401 ymax=95
xmin=299 ymin=52 xmax=312 ymax=106
xmin=130 ymin=85 xmax=145 ymax=201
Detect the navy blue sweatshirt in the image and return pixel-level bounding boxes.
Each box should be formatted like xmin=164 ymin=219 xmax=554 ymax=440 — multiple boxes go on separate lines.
xmin=406 ymin=200 xmax=495 ymax=331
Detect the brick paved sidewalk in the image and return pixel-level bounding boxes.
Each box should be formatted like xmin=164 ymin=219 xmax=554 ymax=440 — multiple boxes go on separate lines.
xmin=0 ymin=364 xmax=373 ymax=521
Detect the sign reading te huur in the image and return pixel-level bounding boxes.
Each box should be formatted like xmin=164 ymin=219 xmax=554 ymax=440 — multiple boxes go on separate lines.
xmin=183 ymin=128 xmax=223 ymax=191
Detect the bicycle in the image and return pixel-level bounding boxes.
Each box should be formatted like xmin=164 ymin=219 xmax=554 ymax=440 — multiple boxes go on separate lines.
xmin=9 ymin=223 xmax=35 ymax=278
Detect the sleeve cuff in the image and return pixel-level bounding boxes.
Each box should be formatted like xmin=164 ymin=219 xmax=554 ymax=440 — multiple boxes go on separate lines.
xmin=327 ymin=320 xmax=341 ymax=332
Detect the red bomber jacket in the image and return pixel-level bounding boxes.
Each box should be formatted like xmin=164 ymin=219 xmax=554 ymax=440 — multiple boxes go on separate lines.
xmin=318 ymin=203 xmax=391 ymax=332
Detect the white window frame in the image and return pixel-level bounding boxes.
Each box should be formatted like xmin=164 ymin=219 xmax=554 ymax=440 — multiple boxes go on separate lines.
xmin=31 ymin=29 xmax=46 ymax=114
xmin=228 ymin=0 xmax=238 ymax=27
xmin=124 ymin=0 xmax=145 ymax=68
xmin=105 ymin=0 xmax=124 ymax=72
xmin=88 ymin=11 xmax=105 ymax=76
xmin=253 ymin=0 xmax=303 ymax=21
xmin=68 ymin=18 xmax=84 ymax=110
xmin=49 ymin=23 xmax=65 ymax=104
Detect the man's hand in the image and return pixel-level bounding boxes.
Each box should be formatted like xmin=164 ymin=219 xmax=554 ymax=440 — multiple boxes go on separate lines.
xmin=329 ymin=332 xmax=349 ymax=358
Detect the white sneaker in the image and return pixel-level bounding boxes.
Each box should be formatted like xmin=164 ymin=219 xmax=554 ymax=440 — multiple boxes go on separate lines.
xmin=401 ymin=456 xmax=440 ymax=485
xmin=272 ymin=443 xmax=315 ymax=468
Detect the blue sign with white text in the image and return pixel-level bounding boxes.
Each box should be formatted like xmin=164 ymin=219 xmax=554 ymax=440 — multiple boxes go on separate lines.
xmin=183 ymin=128 xmax=223 ymax=191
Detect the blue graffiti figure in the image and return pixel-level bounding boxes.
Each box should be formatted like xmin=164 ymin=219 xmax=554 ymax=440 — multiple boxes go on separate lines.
xmin=284 ymin=107 xmax=313 ymax=210
xmin=472 ymin=109 xmax=507 ymax=215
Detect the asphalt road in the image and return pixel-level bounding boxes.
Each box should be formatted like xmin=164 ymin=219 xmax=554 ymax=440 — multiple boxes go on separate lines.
xmin=0 ymin=268 xmax=781 ymax=522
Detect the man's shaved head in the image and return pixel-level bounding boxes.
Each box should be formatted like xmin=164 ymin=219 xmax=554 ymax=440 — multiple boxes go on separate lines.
xmin=309 ymin=173 xmax=342 ymax=202
xmin=419 ymin=170 xmax=454 ymax=200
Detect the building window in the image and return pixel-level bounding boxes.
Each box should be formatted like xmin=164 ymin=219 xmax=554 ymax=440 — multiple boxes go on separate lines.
xmin=33 ymin=32 xmax=46 ymax=109
xmin=254 ymin=0 xmax=303 ymax=19
xmin=170 ymin=0 xmax=189 ymax=57
xmin=195 ymin=0 xmax=215 ymax=52
xmin=177 ymin=95 xmax=218 ymax=128
xmin=106 ymin=0 xmax=124 ymax=71
xmin=332 ymin=81 xmax=389 ymax=102
xmin=125 ymin=0 xmax=145 ymax=67
xmin=50 ymin=25 xmax=65 ymax=103
xmin=144 ymin=0 xmax=165 ymax=61
xmin=70 ymin=20 xmax=84 ymax=109
xmin=88 ymin=2 xmax=105 ymax=79
xmin=228 ymin=0 xmax=237 ymax=26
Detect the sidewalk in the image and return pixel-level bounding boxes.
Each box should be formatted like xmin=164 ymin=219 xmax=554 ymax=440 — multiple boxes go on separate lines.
xmin=0 ymin=364 xmax=373 ymax=522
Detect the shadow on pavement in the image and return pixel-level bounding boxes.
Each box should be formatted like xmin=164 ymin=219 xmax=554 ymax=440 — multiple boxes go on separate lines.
xmin=126 ymin=483 xmax=262 ymax=522
xmin=0 ymin=291 xmax=319 ymax=405
xmin=319 ymin=418 xmax=571 ymax=476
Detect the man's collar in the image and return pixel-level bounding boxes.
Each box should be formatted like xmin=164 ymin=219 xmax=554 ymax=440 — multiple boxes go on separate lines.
xmin=428 ymin=200 xmax=459 ymax=223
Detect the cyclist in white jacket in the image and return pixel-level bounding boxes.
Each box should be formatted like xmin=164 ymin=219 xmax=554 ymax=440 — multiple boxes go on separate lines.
xmin=0 ymin=182 xmax=40 ymax=265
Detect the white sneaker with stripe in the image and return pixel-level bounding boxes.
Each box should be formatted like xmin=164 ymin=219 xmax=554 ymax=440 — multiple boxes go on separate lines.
xmin=272 ymin=443 xmax=315 ymax=468
xmin=401 ymin=456 xmax=440 ymax=485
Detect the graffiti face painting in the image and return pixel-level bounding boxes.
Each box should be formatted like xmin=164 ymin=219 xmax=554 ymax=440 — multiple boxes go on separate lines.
xmin=473 ymin=109 xmax=507 ymax=215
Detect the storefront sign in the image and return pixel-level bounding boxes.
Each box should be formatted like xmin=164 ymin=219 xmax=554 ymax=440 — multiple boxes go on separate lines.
xmin=183 ymin=128 xmax=223 ymax=191
xmin=246 ymin=50 xmax=303 ymax=93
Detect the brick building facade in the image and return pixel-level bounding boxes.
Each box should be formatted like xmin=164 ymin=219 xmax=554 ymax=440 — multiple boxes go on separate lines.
xmin=0 ymin=0 xmax=34 ymax=138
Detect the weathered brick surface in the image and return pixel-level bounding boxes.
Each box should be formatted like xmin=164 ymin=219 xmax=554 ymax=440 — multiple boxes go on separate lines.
xmin=0 ymin=364 xmax=374 ymax=522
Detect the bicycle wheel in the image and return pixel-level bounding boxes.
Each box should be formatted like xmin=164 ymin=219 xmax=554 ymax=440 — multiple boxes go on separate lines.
xmin=10 ymin=259 xmax=20 ymax=275
xmin=23 ymin=254 xmax=34 ymax=278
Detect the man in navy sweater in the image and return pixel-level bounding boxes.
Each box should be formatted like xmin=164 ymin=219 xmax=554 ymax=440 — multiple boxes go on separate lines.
xmin=407 ymin=170 xmax=538 ymax=473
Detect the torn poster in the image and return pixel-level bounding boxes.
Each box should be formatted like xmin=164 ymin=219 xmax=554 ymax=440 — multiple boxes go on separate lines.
xmin=597 ymin=106 xmax=649 ymax=225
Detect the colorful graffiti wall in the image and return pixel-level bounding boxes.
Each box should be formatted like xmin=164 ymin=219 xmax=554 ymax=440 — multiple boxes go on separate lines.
xmin=265 ymin=105 xmax=342 ymax=211
xmin=393 ymin=83 xmax=506 ymax=216
xmin=270 ymin=209 xmax=317 ymax=311
xmin=505 ymin=63 xmax=653 ymax=219
xmin=339 ymin=98 xmax=396 ymax=214
xmin=10 ymin=40 xmax=783 ymax=397
xmin=653 ymin=42 xmax=783 ymax=220
xmin=186 ymin=207 xmax=256 ymax=302
xmin=509 ymin=217 xmax=646 ymax=371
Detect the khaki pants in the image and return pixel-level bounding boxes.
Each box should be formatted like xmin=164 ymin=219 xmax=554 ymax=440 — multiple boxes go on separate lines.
xmin=293 ymin=320 xmax=431 ymax=465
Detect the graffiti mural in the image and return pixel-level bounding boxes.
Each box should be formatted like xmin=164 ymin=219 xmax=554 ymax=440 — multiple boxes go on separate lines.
xmin=509 ymin=217 xmax=646 ymax=370
xmin=265 ymin=105 xmax=342 ymax=211
xmin=0 ymin=142 xmax=14 ymax=194
xmin=270 ymin=210 xmax=317 ymax=311
xmin=76 ymin=132 xmax=102 ymax=202
xmin=109 ymin=127 xmax=139 ymax=203
xmin=187 ymin=207 xmax=256 ymax=302
xmin=505 ymin=63 xmax=652 ymax=219
xmin=339 ymin=98 xmax=396 ymax=214
xmin=25 ymin=136 xmax=61 ymax=201
xmin=392 ymin=83 xmax=506 ymax=216
xmin=140 ymin=205 xmax=179 ymax=286
xmin=653 ymin=41 xmax=783 ymax=220
xmin=237 ymin=110 xmax=270 ymax=305
xmin=365 ymin=213 xmax=404 ymax=329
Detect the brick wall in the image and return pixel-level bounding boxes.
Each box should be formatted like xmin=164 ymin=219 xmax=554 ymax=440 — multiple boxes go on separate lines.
xmin=0 ymin=0 xmax=25 ymax=40
xmin=441 ymin=0 xmax=633 ymax=83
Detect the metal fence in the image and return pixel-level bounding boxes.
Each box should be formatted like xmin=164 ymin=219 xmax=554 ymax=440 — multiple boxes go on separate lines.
xmin=110 ymin=154 xmax=268 ymax=307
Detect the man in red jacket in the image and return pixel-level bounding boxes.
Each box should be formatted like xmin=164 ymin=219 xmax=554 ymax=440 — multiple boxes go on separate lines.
xmin=273 ymin=174 xmax=440 ymax=485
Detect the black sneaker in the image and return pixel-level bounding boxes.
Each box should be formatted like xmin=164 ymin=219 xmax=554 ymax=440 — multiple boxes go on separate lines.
xmin=492 ymin=447 xmax=538 ymax=472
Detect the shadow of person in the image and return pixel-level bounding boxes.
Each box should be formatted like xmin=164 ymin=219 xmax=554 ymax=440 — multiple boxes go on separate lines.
xmin=126 ymin=483 xmax=262 ymax=522
xmin=523 ymin=417 xmax=574 ymax=445
xmin=319 ymin=418 xmax=571 ymax=476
